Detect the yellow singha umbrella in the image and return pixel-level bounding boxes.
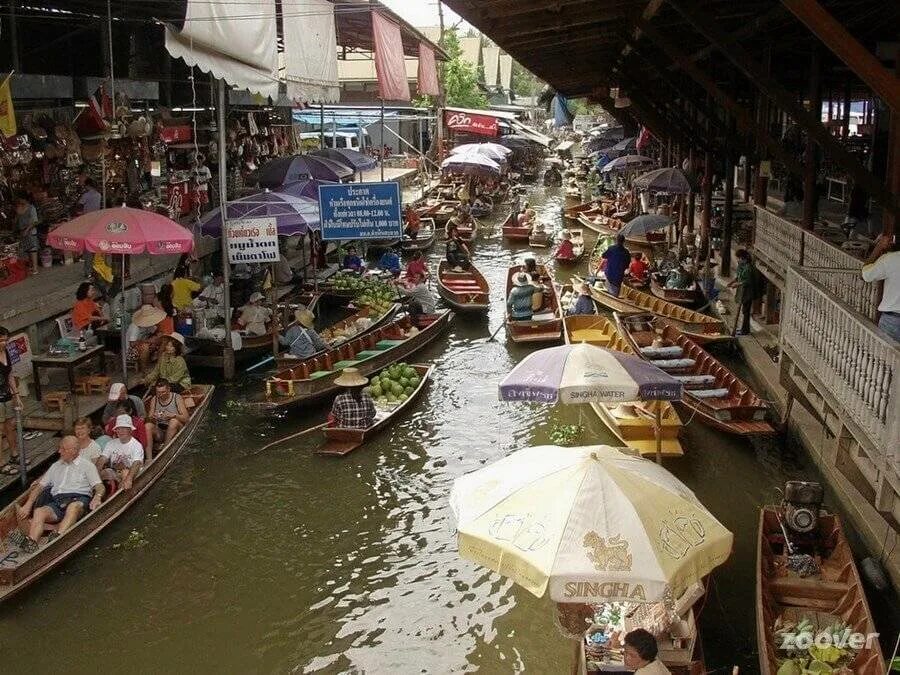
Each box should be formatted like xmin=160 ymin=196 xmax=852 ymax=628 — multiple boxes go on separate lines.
xmin=450 ymin=445 xmax=732 ymax=604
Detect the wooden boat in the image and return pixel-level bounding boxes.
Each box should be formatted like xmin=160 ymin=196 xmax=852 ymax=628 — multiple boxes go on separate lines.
xmin=258 ymin=309 xmax=452 ymax=409
xmin=756 ymin=506 xmax=886 ymax=675
xmin=274 ymin=303 xmax=400 ymax=369
xmin=0 ymin=385 xmax=213 ymax=602
xmin=505 ymin=264 xmax=562 ymax=343
xmin=318 ymin=363 xmax=434 ymax=456
xmin=400 ymin=217 xmax=436 ymax=253
xmin=554 ymin=228 xmax=585 ymax=264
xmin=442 ymin=218 xmax=479 ymax=246
xmin=470 ymin=197 xmax=493 ymax=218
xmin=529 ymin=227 xmax=552 ymax=248
xmin=501 ymin=212 xmax=531 ymax=241
xmin=430 ymin=200 xmax=459 ymax=227
xmin=564 ymin=187 xmax=583 ymax=208
xmin=617 ymin=312 xmax=775 ymax=435
xmin=562 ymin=313 xmax=683 ymax=456
xmin=564 ymin=199 xmax=603 ymax=227
xmin=187 ymin=327 xmax=274 ymax=369
xmin=577 ymin=208 xmax=612 ymax=236
xmin=649 ymin=275 xmax=704 ymax=307
xmin=437 ymin=261 xmax=490 ymax=313
xmin=572 ymin=275 xmax=730 ymax=344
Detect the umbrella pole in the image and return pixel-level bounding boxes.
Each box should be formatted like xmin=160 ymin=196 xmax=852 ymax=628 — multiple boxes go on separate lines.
xmin=120 ymin=254 xmax=127 ymax=383
xmin=655 ymin=405 xmax=662 ymax=465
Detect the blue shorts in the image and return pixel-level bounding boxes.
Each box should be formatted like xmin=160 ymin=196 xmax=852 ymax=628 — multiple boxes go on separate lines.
xmin=36 ymin=488 xmax=91 ymax=521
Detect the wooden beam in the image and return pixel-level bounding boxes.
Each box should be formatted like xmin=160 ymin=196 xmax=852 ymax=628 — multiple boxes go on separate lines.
xmin=667 ymin=0 xmax=899 ymax=216
xmin=780 ymin=0 xmax=900 ymax=112
xmin=486 ymin=6 xmax=628 ymax=41
xmin=802 ymin=49 xmax=821 ymax=230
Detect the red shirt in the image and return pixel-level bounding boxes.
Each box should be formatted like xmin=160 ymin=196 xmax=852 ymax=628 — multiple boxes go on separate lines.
xmin=556 ymin=240 xmax=575 ymax=259
xmin=405 ymin=258 xmax=428 ymax=280
xmin=629 ymin=258 xmax=649 ymax=279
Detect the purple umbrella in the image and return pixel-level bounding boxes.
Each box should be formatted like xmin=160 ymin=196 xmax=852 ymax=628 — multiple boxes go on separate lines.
xmin=258 ymin=154 xmax=354 ymax=187
xmin=311 ymin=148 xmax=377 ymax=171
xmin=199 ymin=190 xmax=320 ymax=236
xmin=441 ymin=148 xmax=503 ymax=179
xmin=632 ymin=167 xmax=695 ymax=195
xmin=280 ymin=179 xmax=327 ymax=200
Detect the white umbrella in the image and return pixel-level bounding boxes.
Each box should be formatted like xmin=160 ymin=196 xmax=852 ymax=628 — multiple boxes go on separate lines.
xmin=451 ymin=444 xmax=733 ymax=604
xmin=450 ymin=142 xmax=511 ymax=161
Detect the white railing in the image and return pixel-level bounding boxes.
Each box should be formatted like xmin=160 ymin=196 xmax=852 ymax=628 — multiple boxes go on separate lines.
xmin=782 ymin=266 xmax=900 ymax=480
xmin=753 ymin=207 xmax=801 ymax=281
xmin=752 ymin=207 xmax=879 ymax=320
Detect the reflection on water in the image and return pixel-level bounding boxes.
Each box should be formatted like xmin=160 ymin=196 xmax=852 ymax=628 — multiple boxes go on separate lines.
xmin=0 ymin=183 xmax=895 ymax=673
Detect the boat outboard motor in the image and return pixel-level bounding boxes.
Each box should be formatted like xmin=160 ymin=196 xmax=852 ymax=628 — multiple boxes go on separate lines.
xmin=782 ymin=481 xmax=824 ymax=534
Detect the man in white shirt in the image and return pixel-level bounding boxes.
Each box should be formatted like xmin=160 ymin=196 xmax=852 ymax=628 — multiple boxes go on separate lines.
xmin=623 ymin=629 xmax=671 ymax=674
xmin=198 ymin=272 xmax=226 ymax=319
xmin=861 ymin=234 xmax=900 ymax=342
xmin=13 ymin=436 xmax=104 ymax=553
xmin=96 ymin=415 xmax=145 ymax=491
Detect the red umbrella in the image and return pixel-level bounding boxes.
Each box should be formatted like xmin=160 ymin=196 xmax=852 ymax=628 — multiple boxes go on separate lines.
xmin=48 ymin=207 xmax=195 ymax=255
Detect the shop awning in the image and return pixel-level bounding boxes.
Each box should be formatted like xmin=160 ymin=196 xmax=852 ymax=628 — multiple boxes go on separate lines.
xmin=165 ymin=0 xmax=279 ymax=98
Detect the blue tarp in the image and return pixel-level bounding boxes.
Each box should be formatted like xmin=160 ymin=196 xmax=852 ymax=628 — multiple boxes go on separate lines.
xmin=293 ymin=108 xmax=400 ymax=126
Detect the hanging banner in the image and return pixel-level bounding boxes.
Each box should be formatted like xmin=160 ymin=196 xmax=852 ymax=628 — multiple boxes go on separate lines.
xmin=417 ymin=43 xmax=440 ymax=97
xmin=372 ymin=11 xmax=411 ymax=101
xmin=444 ymin=110 xmax=498 ymax=137
xmin=226 ymin=217 xmax=280 ymax=263
xmin=318 ymin=182 xmax=402 ymax=241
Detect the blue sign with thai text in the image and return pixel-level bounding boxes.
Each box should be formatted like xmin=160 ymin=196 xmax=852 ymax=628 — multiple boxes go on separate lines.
xmin=318 ymin=182 xmax=403 ymax=241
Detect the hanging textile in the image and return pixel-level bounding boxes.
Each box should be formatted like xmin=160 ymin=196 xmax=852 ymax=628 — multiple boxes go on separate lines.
xmin=482 ymin=47 xmax=500 ymax=88
xmin=165 ymin=0 xmax=278 ymax=98
xmin=417 ymin=43 xmax=440 ymax=97
xmin=499 ymin=55 xmax=513 ymax=91
xmin=372 ymin=11 xmax=411 ymax=101
xmin=282 ymin=0 xmax=340 ymax=104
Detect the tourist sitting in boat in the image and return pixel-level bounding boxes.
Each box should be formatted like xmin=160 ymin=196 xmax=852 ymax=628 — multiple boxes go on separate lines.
xmin=279 ymin=309 xmax=326 ymax=359
xmin=628 ymin=252 xmax=650 ymax=284
xmin=142 ymin=332 xmax=191 ymax=393
xmin=171 ymin=267 xmax=203 ymax=312
xmin=404 ymin=205 xmax=421 ymax=239
xmin=341 ymin=245 xmax=364 ymax=273
xmin=197 ymin=271 xmax=226 ymax=319
xmin=456 ymin=182 xmax=471 ymax=205
xmin=566 ymin=284 xmax=596 ymax=316
xmin=103 ymin=398 xmax=149 ymax=451
xmin=472 ymin=195 xmax=488 ymax=212
xmin=665 ymin=264 xmax=690 ymax=289
xmin=329 ymin=368 xmax=376 ymax=429
xmin=72 ymin=282 xmax=108 ymax=331
xmin=11 ymin=436 xmax=105 ymax=553
xmin=446 ymin=225 xmax=471 ymax=271
xmin=144 ymin=379 xmax=189 ymax=461
xmin=73 ymin=417 xmax=102 ymax=463
xmin=623 ymin=629 xmax=671 ymax=674
xmin=377 ymin=248 xmax=402 ymax=277
xmin=517 ymin=207 xmax=535 ymax=227
xmin=237 ymin=292 xmax=272 ymax=336
xmin=97 ymin=415 xmax=144 ymax=491
xmin=398 ymin=273 xmax=436 ymax=321
xmin=523 ymin=256 xmax=539 ymax=279
xmin=129 ymin=304 xmax=174 ymax=371
xmin=100 ymin=382 xmax=147 ymax=424
xmin=405 ymin=251 xmax=429 ymax=281
xmin=599 ymin=234 xmax=631 ymax=297
xmin=507 ymin=273 xmax=538 ymax=321
xmin=555 ymin=230 xmax=575 ymax=259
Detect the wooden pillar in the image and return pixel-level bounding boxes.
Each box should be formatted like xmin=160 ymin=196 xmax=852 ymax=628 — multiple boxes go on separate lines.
xmin=700 ymin=149 xmax=712 ymax=258
xmin=802 ymin=49 xmax=821 ymax=230
xmin=722 ymin=121 xmax=735 ymax=276
xmin=687 ymin=148 xmax=696 ymax=233
xmin=885 ymin=61 xmax=900 ymax=237
xmin=841 ymin=77 xmax=852 ymax=141
xmin=743 ymin=152 xmax=752 ymax=202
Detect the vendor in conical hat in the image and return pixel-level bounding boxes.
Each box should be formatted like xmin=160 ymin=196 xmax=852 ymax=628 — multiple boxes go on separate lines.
xmin=128 ymin=303 xmax=174 ymax=370
xmin=279 ymin=308 xmax=327 ymax=360
xmin=556 ymin=229 xmax=575 ymax=260
xmin=329 ymin=368 xmax=376 ymax=429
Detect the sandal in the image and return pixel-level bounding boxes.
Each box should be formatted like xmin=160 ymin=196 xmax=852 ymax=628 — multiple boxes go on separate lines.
xmin=20 ymin=537 xmax=38 ymax=554
xmin=46 ymin=532 xmax=59 ymax=544
xmin=6 ymin=529 xmax=25 ymax=548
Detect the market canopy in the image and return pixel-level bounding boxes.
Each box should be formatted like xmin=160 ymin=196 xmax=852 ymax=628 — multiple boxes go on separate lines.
xmin=450 ymin=142 xmax=511 ymax=162
xmin=601 ymin=154 xmax=656 ymax=173
xmin=199 ymin=191 xmax=320 ymax=237
xmin=619 ymin=214 xmax=673 ymax=238
xmin=450 ymin=444 xmax=733 ymax=603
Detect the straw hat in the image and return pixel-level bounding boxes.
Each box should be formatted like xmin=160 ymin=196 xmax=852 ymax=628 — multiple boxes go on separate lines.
xmin=295 ymin=309 xmax=315 ymax=329
xmin=132 ymin=304 xmax=167 ymax=328
xmin=334 ymin=367 xmax=369 ymax=388
xmin=578 ymin=283 xmax=591 ymax=295
xmin=513 ymin=272 xmax=531 ymax=287
xmin=249 ymin=291 xmax=265 ymax=303
xmin=113 ymin=414 xmax=135 ymax=430
xmin=164 ymin=332 xmax=185 ymax=346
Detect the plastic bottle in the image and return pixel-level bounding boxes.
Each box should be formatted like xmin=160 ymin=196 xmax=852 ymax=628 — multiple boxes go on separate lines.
xmin=78 ymin=331 xmax=87 ymax=352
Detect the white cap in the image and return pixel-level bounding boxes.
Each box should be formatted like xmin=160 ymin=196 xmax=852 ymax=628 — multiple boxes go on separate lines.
xmin=107 ymin=382 xmax=126 ymax=401
xmin=113 ymin=414 xmax=135 ymax=430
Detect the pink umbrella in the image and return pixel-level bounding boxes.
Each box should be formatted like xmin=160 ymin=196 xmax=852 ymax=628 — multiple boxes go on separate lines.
xmin=48 ymin=207 xmax=194 ymax=255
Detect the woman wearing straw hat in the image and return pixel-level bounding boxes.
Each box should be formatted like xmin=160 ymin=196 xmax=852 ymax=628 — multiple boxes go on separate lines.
xmin=279 ymin=309 xmax=327 ymax=359
xmin=507 ymin=272 xmax=538 ymax=321
xmin=129 ymin=303 xmax=174 ymax=370
xmin=142 ymin=332 xmax=191 ymax=392
xmin=329 ymin=368 xmax=376 ymax=429
xmin=555 ymin=229 xmax=575 ymax=260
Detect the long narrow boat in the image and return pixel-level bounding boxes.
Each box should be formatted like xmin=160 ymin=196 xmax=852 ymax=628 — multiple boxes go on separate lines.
xmin=187 ymin=328 xmax=275 ymax=369
xmin=572 ymin=275 xmax=730 ymax=344
xmin=577 ymin=208 xmax=614 ymax=236
xmin=528 ymin=227 xmax=552 ymax=248
xmin=442 ymin=218 xmax=479 ymax=247
xmin=649 ymin=275 xmax=703 ymax=307
xmin=274 ymin=303 xmax=400 ymax=369
xmin=562 ymin=311 xmax=683 ymax=456
xmin=401 ymin=218 xmax=436 ymax=253
xmin=318 ymin=363 xmax=434 ymax=456
xmin=258 ymin=310 xmax=452 ymax=409
xmin=564 ymin=199 xmax=603 ymax=227
xmin=0 ymin=385 xmax=213 ymax=602
xmin=617 ymin=312 xmax=775 ymax=435
xmin=505 ymin=265 xmax=562 ymax=343
xmin=501 ymin=212 xmax=531 ymax=241
xmin=554 ymin=229 xmax=585 ymax=265
xmin=756 ymin=505 xmax=886 ymax=675
xmin=437 ymin=261 xmax=490 ymax=313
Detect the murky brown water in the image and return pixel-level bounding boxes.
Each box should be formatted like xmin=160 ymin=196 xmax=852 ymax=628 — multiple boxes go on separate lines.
xmin=0 ymin=184 xmax=896 ymax=673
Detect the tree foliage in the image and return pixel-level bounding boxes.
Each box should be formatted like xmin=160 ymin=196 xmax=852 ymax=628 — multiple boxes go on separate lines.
xmin=511 ymin=61 xmax=542 ymax=98
xmin=441 ymin=29 xmax=488 ymax=109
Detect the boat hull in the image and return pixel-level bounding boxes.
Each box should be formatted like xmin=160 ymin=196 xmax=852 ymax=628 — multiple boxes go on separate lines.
xmin=506 ymin=265 xmax=562 ymax=344
xmin=437 ymin=262 xmax=490 ymax=313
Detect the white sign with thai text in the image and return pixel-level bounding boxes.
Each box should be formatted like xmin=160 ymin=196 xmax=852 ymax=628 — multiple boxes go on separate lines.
xmin=226 ymin=217 xmax=280 ymax=264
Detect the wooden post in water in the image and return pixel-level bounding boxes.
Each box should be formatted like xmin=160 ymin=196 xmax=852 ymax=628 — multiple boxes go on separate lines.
xmin=217 ymin=79 xmax=235 ymax=380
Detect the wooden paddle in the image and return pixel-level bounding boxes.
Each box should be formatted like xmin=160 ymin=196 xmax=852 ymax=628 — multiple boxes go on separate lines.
xmin=251 ymin=422 xmax=329 ymax=455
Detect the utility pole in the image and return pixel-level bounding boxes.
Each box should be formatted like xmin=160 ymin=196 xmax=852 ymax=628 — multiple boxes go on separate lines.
xmin=434 ymin=0 xmax=446 ymax=161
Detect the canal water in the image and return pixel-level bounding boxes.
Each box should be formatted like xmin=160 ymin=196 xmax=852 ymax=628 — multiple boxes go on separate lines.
xmin=0 ymin=183 xmax=896 ymax=673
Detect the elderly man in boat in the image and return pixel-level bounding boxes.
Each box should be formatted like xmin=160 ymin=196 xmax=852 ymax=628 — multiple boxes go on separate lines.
xmin=445 ymin=224 xmax=471 ymax=271
xmin=624 ymin=629 xmax=671 ymax=674
xmin=397 ymin=272 xmax=436 ymax=323
xmin=329 ymin=368 xmax=377 ymax=429
xmin=237 ymin=292 xmax=272 ymax=336
xmin=279 ymin=309 xmax=327 ymax=359
xmin=11 ymin=435 xmax=105 ymax=553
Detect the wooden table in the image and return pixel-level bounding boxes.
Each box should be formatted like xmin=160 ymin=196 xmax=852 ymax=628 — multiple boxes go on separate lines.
xmin=31 ymin=344 xmax=105 ymax=401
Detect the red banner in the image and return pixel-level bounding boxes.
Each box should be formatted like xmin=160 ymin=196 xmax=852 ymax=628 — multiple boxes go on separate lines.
xmin=417 ymin=43 xmax=440 ymax=97
xmin=444 ymin=110 xmax=498 ymax=137
xmin=372 ymin=11 xmax=410 ymax=101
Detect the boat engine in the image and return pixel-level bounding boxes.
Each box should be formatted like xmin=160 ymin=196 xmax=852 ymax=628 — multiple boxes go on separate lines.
xmin=782 ymin=481 xmax=824 ymax=534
